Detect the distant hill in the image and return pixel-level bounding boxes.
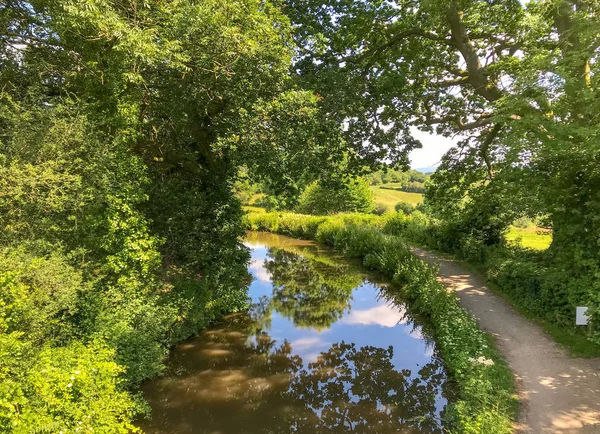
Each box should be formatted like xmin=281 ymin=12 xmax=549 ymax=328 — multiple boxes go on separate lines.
xmin=414 ymin=167 xmax=436 ymax=174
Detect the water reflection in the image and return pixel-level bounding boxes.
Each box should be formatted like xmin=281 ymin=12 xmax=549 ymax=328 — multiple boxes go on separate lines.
xmin=256 ymin=248 xmax=360 ymax=330
xmin=140 ymin=232 xmax=453 ymax=433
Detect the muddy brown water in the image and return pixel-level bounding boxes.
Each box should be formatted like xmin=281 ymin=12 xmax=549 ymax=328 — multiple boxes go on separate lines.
xmin=140 ymin=232 xmax=454 ymax=434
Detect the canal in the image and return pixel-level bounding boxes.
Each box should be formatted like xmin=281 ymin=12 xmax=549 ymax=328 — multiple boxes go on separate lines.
xmin=140 ymin=232 xmax=454 ymax=433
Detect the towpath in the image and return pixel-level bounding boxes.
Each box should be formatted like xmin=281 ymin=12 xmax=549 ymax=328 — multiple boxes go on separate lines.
xmin=411 ymin=247 xmax=600 ymax=433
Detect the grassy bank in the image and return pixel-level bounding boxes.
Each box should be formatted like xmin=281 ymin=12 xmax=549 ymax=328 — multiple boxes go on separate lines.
xmin=245 ymin=211 xmax=517 ymax=434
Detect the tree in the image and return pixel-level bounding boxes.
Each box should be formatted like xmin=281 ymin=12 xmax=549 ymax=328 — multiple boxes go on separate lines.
xmin=296 ymin=178 xmax=375 ymax=215
xmin=284 ymin=0 xmax=600 ymax=327
xmin=0 ymin=0 xmax=350 ymax=430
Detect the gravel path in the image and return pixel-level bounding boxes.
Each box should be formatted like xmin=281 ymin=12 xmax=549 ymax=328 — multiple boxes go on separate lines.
xmin=411 ymin=247 xmax=600 ymax=433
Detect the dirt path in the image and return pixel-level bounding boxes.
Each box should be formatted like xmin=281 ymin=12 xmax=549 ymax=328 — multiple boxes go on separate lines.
xmin=411 ymin=247 xmax=600 ymax=434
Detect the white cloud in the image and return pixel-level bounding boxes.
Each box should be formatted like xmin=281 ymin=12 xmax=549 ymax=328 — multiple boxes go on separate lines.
xmin=290 ymin=336 xmax=329 ymax=351
xmin=342 ymin=303 xmax=406 ymax=327
xmin=248 ymin=259 xmax=271 ymax=282
xmin=405 ymin=327 xmax=423 ymax=340
xmin=409 ymin=128 xmax=457 ymax=169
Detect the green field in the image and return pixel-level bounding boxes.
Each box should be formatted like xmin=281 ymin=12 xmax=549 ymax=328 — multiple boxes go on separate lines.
xmin=506 ymin=227 xmax=552 ymax=250
xmin=370 ymin=186 xmax=424 ymax=209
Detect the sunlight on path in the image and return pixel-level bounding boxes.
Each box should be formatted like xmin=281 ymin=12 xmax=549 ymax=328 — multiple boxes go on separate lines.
xmin=412 ymin=248 xmax=600 ymax=433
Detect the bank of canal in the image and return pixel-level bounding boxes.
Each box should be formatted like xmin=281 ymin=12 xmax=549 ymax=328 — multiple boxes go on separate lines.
xmin=140 ymin=232 xmax=455 ymax=433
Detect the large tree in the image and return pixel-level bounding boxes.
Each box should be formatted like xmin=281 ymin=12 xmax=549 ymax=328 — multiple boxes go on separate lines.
xmin=285 ymin=0 xmax=600 ymax=316
xmin=0 ymin=0 xmax=348 ymax=431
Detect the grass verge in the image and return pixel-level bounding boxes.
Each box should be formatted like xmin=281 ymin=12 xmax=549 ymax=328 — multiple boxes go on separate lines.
xmin=421 ymin=248 xmax=600 ymax=358
xmin=245 ymin=211 xmax=518 ymax=434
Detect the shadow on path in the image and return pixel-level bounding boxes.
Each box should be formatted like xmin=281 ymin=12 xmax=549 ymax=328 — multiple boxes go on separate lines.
xmin=412 ymin=248 xmax=600 ymax=434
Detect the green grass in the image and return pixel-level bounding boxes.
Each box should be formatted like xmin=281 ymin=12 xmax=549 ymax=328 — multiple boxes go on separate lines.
xmin=435 ymin=252 xmax=600 ymax=358
xmin=506 ymin=227 xmax=552 ymax=250
xmin=370 ymin=186 xmax=423 ymax=208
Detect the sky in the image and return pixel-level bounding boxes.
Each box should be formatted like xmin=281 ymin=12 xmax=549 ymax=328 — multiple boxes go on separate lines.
xmin=407 ymin=0 xmax=531 ymax=169
xmin=409 ymin=128 xmax=456 ymax=169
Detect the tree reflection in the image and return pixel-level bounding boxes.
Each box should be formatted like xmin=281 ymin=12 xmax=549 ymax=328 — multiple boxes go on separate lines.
xmin=286 ymin=342 xmax=447 ymax=433
xmin=255 ymin=248 xmax=362 ymax=330
xmin=142 ymin=318 xmax=449 ymax=434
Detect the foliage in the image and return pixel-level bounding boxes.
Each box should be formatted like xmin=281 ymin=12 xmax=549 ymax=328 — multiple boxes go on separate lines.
xmin=0 ymin=0 xmax=350 ymax=430
xmin=395 ymin=201 xmax=415 ymax=215
xmin=285 ymin=0 xmax=600 ymax=346
xmin=365 ymin=169 xmax=430 ymax=193
xmin=339 ymin=209 xmax=597 ymax=354
xmin=296 ymin=178 xmax=374 ymax=215
xmin=246 ymin=211 xmax=517 ymax=433
xmin=0 ymin=337 xmax=140 ymax=433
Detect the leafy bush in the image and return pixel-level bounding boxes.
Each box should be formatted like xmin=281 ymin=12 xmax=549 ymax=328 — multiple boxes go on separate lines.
xmin=0 ymin=337 xmax=140 ymax=433
xmin=395 ymin=201 xmax=414 ymax=215
xmin=296 ymin=178 xmax=374 ymax=215
xmin=402 ymin=181 xmax=426 ymax=193
xmin=512 ymin=217 xmax=533 ymax=229
xmin=382 ymin=211 xmax=408 ymax=236
xmin=373 ymin=202 xmax=392 ymax=215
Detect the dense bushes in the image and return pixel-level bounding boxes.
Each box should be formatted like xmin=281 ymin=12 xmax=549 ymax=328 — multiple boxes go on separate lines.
xmin=394 ymin=201 xmax=414 ymax=215
xmin=0 ymin=110 xmax=249 ymax=430
xmin=383 ymin=209 xmax=600 ymax=349
xmin=296 ymin=178 xmax=374 ymax=215
xmin=0 ymin=0 xmax=339 ymax=431
xmin=246 ymin=211 xmax=517 ymax=433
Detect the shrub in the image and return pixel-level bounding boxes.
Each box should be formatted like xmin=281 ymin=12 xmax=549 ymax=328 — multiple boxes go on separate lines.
xmin=402 ymin=181 xmax=426 ymax=193
xmin=512 ymin=216 xmax=533 ymax=229
xmin=373 ymin=202 xmax=392 ymax=215
xmin=394 ymin=201 xmax=414 ymax=215
xmin=382 ymin=211 xmax=408 ymax=236
xmin=0 ymin=337 xmax=140 ymax=433
xmin=296 ymin=178 xmax=374 ymax=215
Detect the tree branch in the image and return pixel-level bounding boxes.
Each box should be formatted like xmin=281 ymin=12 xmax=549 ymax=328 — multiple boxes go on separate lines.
xmin=479 ymin=123 xmax=503 ymax=179
xmin=362 ymin=27 xmax=452 ymax=70
xmin=433 ymin=76 xmax=470 ymax=88
xmin=445 ymin=4 xmax=503 ymax=102
xmin=424 ymin=111 xmax=493 ymax=131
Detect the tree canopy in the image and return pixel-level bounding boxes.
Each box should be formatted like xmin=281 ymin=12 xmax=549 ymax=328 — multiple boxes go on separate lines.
xmin=285 ymin=0 xmax=600 ymax=321
xmin=0 ymin=0 xmax=350 ymax=431
xmin=2 ymin=0 xmax=600 ymax=430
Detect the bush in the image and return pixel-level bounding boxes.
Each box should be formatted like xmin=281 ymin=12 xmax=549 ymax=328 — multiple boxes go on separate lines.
xmin=512 ymin=216 xmax=533 ymax=229
xmin=395 ymin=201 xmax=414 ymax=215
xmin=402 ymin=181 xmax=426 ymax=193
xmin=373 ymin=202 xmax=392 ymax=215
xmin=0 ymin=337 xmax=140 ymax=433
xmin=296 ymin=178 xmax=374 ymax=215
xmin=382 ymin=211 xmax=408 ymax=236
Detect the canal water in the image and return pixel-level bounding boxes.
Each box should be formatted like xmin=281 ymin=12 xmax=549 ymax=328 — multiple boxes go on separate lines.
xmin=140 ymin=232 xmax=453 ymax=433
